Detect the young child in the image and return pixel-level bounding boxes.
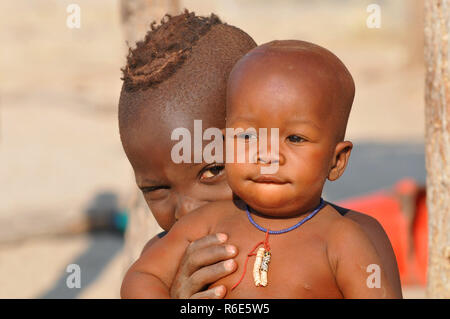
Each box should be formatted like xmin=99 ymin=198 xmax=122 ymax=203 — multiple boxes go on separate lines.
xmin=120 ymin=40 xmax=399 ymax=298
xmin=119 ymin=11 xmax=257 ymax=298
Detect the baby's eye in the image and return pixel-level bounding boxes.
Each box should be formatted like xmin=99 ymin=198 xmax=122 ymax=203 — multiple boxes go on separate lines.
xmin=199 ymin=164 xmax=225 ymax=181
xmin=287 ymin=135 xmax=306 ymax=143
xmin=236 ymin=131 xmax=257 ymax=142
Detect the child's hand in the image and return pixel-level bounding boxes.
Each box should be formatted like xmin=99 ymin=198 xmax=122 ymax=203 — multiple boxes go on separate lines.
xmin=170 ymin=233 xmax=238 ymax=299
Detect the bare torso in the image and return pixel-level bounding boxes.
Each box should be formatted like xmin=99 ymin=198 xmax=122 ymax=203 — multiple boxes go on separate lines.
xmin=207 ymin=201 xmax=347 ymax=298
xmin=135 ymin=200 xmax=402 ymax=298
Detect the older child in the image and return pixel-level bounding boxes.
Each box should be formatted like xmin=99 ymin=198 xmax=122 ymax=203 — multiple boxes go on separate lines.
xmin=119 ymin=11 xmax=256 ymax=298
xmin=120 ymin=40 xmax=401 ymax=298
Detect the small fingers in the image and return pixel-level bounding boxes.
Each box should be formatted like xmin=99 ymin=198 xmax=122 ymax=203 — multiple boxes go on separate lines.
xmin=186 ymin=233 xmax=228 ymax=254
xmin=171 ymin=260 xmax=236 ymax=298
xmin=190 ymin=285 xmax=227 ymax=299
xmin=184 ymin=244 xmax=238 ymax=275
xmin=170 ymin=233 xmax=236 ymax=299
xmin=188 ymin=259 xmax=237 ymax=293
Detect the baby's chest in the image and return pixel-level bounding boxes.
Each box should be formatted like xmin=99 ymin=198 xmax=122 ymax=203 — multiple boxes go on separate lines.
xmin=210 ymin=225 xmax=342 ymax=298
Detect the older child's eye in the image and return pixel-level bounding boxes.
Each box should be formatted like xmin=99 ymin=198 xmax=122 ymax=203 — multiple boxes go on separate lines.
xmin=140 ymin=185 xmax=170 ymax=193
xmin=199 ymin=164 xmax=225 ymax=181
xmin=287 ymin=135 xmax=306 ymax=143
xmin=140 ymin=185 xmax=170 ymax=200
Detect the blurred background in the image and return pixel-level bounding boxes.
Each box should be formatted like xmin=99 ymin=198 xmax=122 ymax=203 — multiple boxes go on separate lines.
xmin=0 ymin=0 xmax=426 ymax=298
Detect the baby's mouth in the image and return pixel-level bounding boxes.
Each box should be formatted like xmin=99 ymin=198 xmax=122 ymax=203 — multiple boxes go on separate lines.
xmin=251 ymin=175 xmax=288 ymax=184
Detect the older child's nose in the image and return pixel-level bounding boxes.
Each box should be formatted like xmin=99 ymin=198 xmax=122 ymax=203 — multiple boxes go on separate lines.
xmin=174 ymin=195 xmax=204 ymax=220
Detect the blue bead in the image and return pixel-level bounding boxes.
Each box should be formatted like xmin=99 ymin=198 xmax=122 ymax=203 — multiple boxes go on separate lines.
xmin=246 ymin=198 xmax=325 ymax=235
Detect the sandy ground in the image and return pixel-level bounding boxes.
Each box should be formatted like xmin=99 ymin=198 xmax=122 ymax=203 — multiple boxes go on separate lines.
xmin=0 ymin=0 xmax=427 ymax=298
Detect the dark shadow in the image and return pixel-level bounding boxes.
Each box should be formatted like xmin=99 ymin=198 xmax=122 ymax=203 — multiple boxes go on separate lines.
xmin=39 ymin=191 xmax=124 ymax=299
xmin=39 ymin=231 xmax=123 ymax=299
xmin=84 ymin=191 xmax=120 ymax=231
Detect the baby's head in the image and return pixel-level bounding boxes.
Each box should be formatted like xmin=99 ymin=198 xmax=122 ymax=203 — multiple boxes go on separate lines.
xmin=119 ymin=11 xmax=256 ymax=230
xmin=225 ymin=40 xmax=355 ymax=217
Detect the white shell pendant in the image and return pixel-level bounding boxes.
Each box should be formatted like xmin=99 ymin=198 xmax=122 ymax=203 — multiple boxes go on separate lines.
xmin=253 ymin=247 xmax=271 ymax=287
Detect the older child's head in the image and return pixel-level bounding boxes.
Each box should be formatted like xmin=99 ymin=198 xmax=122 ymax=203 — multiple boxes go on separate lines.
xmin=225 ymin=40 xmax=355 ymax=217
xmin=118 ymin=11 xmax=256 ymax=231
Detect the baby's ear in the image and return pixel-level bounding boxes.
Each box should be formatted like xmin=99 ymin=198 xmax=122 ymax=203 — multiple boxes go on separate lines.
xmin=327 ymin=141 xmax=353 ymax=181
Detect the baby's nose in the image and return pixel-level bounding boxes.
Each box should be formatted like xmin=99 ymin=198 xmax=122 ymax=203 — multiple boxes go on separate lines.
xmin=257 ymin=152 xmax=279 ymax=164
xmin=254 ymin=149 xmax=286 ymax=169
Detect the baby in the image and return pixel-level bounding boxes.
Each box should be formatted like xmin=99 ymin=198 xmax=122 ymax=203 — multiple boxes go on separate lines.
xmin=121 ymin=40 xmax=397 ymax=298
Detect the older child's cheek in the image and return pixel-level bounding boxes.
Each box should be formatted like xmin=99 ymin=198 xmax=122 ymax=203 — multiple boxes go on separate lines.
xmin=147 ymin=200 xmax=176 ymax=231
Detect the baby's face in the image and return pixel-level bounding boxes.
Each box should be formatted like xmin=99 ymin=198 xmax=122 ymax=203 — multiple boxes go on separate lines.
xmin=225 ymin=47 xmax=347 ymax=217
xmin=121 ymin=107 xmax=231 ymax=231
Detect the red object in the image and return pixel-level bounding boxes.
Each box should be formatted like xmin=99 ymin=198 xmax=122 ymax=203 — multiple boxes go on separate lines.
xmin=412 ymin=191 xmax=428 ymax=285
xmin=336 ymin=178 xmax=427 ymax=286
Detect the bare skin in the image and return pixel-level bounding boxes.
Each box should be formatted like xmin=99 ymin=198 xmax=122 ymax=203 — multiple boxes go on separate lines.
xmin=122 ymin=103 xmax=402 ymax=298
xmin=121 ymin=40 xmax=402 ymax=298
xmin=120 ymin=85 xmax=402 ymax=298
xmin=140 ymin=195 xmax=402 ymax=298
xmin=123 ymin=199 xmax=395 ymax=298
xmin=121 ymin=93 xmax=239 ymax=299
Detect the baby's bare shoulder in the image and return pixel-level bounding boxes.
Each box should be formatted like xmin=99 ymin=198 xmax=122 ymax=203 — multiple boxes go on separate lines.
xmin=330 ymin=213 xmax=368 ymax=240
xmin=344 ymin=210 xmax=385 ymax=231
xmin=323 ymin=205 xmax=379 ymax=265
xmin=321 ymin=205 xmax=366 ymax=239
xmin=327 ymin=202 xmax=389 ymax=240
xmin=324 ymin=203 xmax=389 ymax=247
xmin=318 ymin=205 xmax=372 ymax=252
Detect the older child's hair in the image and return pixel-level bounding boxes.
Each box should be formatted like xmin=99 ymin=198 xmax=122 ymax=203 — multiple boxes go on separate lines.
xmin=118 ymin=10 xmax=256 ymax=129
xmin=122 ymin=11 xmax=223 ymax=92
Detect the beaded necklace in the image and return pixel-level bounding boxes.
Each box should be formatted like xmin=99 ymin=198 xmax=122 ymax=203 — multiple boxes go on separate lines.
xmin=231 ymin=198 xmax=325 ymax=290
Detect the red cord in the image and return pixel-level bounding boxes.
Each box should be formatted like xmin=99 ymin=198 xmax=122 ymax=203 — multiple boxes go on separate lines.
xmin=231 ymin=230 xmax=270 ymax=291
xmin=263 ymin=229 xmax=270 ymax=251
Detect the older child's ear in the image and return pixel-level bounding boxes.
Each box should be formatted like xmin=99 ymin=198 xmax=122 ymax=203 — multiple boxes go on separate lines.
xmin=328 ymin=141 xmax=353 ymax=181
